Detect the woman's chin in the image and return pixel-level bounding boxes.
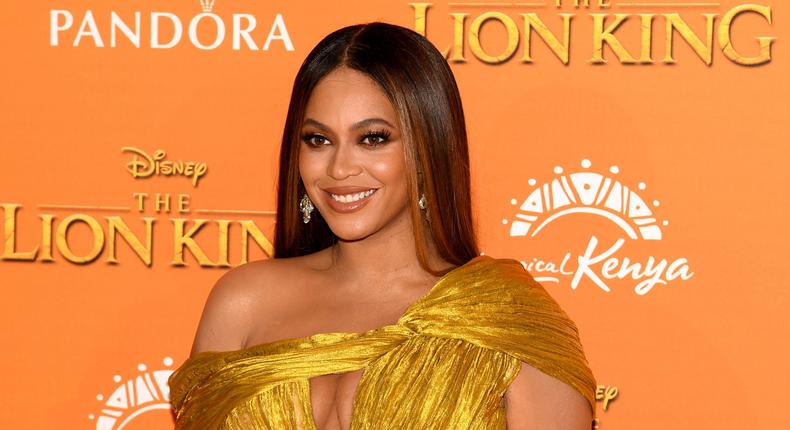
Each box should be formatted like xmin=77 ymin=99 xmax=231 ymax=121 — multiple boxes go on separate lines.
xmin=324 ymin=220 xmax=379 ymax=243
xmin=320 ymin=205 xmax=410 ymax=243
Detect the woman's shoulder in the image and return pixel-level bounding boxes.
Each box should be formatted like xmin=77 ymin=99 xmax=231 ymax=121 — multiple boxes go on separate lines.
xmin=450 ymin=256 xmax=598 ymax=416
xmin=480 ymin=255 xmax=573 ymax=314
xmin=188 ymin=250 xmax=332 ymax=356
xmin=459 ymin=255 xmax=539 ymax=288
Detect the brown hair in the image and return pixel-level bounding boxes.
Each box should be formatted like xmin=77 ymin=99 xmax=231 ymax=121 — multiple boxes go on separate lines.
xmin=273 ymin=22 xmax=478 ymax=274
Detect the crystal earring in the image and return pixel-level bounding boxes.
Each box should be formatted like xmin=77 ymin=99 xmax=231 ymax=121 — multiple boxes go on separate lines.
xmin=299 ymin=194 xmax=314 ymax=223
xmin=418 ymin=194 xmax=427 ymax=210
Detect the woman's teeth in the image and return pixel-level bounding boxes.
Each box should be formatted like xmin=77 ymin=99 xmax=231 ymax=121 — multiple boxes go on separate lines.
xmin=330 ymin=189 xmax=376 ymax=203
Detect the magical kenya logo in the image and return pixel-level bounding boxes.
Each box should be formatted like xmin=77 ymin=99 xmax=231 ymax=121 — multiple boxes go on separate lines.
xmin=503 ymin=158 xmax=694 ymax=296
xmin=89 ymin=357 xmax=175 ymax=429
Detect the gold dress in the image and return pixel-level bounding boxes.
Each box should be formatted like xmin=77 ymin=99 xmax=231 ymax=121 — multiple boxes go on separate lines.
xmin=168 ymin=255 xmax=597 ymax=429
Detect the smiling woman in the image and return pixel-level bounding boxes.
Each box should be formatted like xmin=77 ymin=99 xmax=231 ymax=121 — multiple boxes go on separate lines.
xmin=296 ymin=67 xmax=412 ymax=250
xmin=274 ymin=22 xmax=479 ymax=271
xmin=168 ymin=22 xmax=597 ymax=430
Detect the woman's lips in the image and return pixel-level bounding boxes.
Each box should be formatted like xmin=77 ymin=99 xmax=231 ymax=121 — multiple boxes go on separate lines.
xmin=321 ymin=186 xmax=379 ymax=214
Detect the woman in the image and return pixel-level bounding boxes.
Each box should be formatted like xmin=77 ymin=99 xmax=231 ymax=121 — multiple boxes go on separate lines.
xmin=168 ymin=22 xmax=596 ymax=429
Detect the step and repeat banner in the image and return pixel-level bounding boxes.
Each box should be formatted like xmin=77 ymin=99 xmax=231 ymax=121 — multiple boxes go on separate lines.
xmin=1 ymin=1 xmax=787 ymax=429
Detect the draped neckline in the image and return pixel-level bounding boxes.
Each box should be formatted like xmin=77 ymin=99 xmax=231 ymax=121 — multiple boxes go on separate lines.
xmin=169 ymin=254 xmax=600 ymax=428
xmin=218 ymin=254 xmax=490 ymax=357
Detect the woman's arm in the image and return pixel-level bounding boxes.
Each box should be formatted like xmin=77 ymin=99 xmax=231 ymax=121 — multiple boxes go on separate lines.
xmin=505 ymin=360 xmax=593 ymax=429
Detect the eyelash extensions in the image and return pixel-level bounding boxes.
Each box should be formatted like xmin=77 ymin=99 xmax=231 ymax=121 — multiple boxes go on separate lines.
xmin=361 ymin=129 xmax=391 ymax=146
xmin=300 ymin=128 xmax=392 ymax=147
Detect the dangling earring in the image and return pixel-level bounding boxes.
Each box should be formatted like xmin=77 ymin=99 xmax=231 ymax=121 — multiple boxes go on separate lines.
xmin=299 ymin=194 xmax=314 ymax=223
xmin=418 ymin=193 xmax=430 ymax=222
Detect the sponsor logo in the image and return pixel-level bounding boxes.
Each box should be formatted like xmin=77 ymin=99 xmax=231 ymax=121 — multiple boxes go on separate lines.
xmin=50 ymin=0 xmax=294 ymax=51
xmin=88 ymin=357 xmax=175 ymax=429
xmin=503 ymin=158 xmax=694 ymax=295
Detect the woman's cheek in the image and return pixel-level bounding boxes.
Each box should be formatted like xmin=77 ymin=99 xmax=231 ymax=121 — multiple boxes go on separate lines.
xmin=368 ymin=154 xmax=408 ymax=207
xmin=299 ymin=151 xmax=326 ymax=183
xmin=368 ymin=146 xmax=407 ymax=181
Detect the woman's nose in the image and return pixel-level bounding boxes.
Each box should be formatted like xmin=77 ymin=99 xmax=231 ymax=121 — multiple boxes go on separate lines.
xmin=327 ymin=142 xmax=363 ymax=179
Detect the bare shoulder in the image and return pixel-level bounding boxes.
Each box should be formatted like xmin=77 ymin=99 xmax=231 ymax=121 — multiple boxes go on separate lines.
xmin=188 ymin=253 xmax=326 ymax=357
xmin=505 ymin=360 xmax=593 ymax=429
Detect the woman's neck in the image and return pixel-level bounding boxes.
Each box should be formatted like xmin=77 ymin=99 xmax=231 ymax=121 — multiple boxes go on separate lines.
xmin=325 ymin=212 xmax=449 ymax=287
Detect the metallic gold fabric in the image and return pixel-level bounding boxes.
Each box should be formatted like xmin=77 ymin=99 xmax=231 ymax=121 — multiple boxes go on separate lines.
xmin=168 ymin=255 xmax=597 ymax=429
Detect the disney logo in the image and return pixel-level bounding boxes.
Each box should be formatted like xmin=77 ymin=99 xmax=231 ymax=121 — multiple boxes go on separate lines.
xmin=122 ymin=146 xmax=208 ymax=187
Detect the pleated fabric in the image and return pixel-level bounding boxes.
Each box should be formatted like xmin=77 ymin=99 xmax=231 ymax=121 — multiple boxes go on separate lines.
xmin=168 ymin=255 xmax=597 ymax=429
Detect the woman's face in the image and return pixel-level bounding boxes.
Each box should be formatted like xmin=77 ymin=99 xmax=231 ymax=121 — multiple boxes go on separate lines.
xmin=298 ymin=66 xmax=410 ymax=242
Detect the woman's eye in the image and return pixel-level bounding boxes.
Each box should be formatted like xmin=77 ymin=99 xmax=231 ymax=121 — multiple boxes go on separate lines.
xmin=301 ymin=130 xmax=391 ymax=147
xmin=301 ymin=133 xmax=329 ymax=147
xmin=361 ymin=131 xmax=391 ymax=147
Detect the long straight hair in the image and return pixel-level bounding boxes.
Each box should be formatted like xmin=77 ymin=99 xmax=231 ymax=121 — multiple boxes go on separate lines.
xmin=273 ymin=22 xmax=478 ymax=274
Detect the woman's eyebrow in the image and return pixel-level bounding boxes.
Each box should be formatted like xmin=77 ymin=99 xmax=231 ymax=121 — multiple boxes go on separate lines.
xmin=302 ymin=117 xmax=395 ymax=131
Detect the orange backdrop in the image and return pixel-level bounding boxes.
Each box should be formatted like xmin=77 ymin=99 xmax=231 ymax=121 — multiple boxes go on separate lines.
xmin=1 ymin=1 xmax=788 ymax=429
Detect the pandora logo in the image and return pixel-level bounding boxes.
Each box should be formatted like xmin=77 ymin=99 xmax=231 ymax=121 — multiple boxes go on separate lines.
xmin=49 ymin=0 xmax=294 ymax=51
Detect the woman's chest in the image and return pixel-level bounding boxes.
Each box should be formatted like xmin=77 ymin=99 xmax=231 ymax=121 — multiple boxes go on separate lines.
xmin=305 ymin=369 xmax=365 ymax=430
xmin=225 ymin=334 xmax=514 ymax=430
